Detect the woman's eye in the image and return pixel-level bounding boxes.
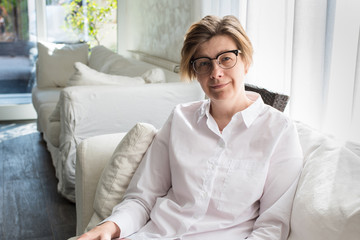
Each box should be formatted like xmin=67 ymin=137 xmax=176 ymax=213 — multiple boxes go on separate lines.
xmin=199 ymin=61 xmax=210 ymax=67
xmin=221 ymin=56 xmax=231 ymax=62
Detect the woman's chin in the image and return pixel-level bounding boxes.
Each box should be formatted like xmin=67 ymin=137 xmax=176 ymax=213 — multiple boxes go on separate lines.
xmin=209 ymin=92 xmax=233 ymax=101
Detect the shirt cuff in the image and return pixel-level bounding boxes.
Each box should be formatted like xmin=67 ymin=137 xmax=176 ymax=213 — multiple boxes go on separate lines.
xmin=101 ymin=211 xmax=134 ymax=239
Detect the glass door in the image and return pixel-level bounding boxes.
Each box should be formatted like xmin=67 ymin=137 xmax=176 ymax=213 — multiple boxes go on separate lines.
xmin=0 ymin=0 xmax=37 ymax=120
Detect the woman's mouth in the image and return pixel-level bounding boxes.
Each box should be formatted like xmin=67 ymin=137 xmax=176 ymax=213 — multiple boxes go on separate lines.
xmin=210 ymin=82 xmax=229 ymax=89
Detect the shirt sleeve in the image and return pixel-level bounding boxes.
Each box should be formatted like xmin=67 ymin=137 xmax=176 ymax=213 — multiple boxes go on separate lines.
xmin=247 ymin=119 xmax=303 ymax=240
xmin=103 ymin=112 xmax=174 ymax=238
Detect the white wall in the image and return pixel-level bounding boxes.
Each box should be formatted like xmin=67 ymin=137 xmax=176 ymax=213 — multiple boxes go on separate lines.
xmin=117 ymin=0 xmax=199 ymax=63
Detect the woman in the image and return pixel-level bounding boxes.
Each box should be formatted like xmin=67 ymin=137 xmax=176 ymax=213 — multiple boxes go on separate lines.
xmin=79 ymin=15 xmax=303 ymax=240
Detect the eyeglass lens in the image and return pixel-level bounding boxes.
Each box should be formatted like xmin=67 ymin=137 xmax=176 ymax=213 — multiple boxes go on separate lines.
xmin=193 ymin=51 xmax=238 ymax=74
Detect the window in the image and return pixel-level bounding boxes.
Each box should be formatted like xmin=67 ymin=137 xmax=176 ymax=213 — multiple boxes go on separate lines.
xmin=45 ymin=0 xmax=80 ymax=43
xmin=0 ymin=0 xmax=117 ymax=120
xmin=198 ymin=0 xmax=360 ymax=142
xmin=40 ymin=0 xmax=117 ymax=50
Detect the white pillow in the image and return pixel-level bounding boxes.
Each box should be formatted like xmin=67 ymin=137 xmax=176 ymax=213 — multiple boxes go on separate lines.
xmin=142 ymin=68 xmax=166 ymax=83
xmin=88 ymin=45 xmax=130 ymax=73
xmin=85 ymin=123 xmax=157 ymax=232
xmin=36 ymin=41 xmax=88 ymax=88
xmin=289 ymin=122 xmax=360 ymax=240
xmin=67 ymin=62 xmax=146 ymax=86
xmin=88 ymin=45 xmax=168 ymax=83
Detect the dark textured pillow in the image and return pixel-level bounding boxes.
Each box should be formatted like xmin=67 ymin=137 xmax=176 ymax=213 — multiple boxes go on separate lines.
xmin=245 ymin=84 xmax=289 ymax=112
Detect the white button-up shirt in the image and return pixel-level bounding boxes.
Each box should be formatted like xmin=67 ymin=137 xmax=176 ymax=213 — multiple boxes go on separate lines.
xmin=106 ymin=92 xmax=303 ymax=240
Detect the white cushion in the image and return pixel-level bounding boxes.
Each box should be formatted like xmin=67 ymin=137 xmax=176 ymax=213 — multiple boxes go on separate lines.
xmin=88 ymin=45 xmax=130 ymax=73
xmin=88 ymin=45 xmax=177 ymax=83
xmin=107 ymin=57 xmax=158 ymax=77
xmin=289 ymin=122 xmax=360 ymax=240
xmin=36 ymin=41 xmax=89 ymax=88
xmin=85 ymin=123 xmax=157 ymax=231
xmin=142 ymin=68 xmax=166 ymax=83
xmin=107 ymin=58 xmax=180 ymax=83
xmin=67 ymin=62 xmax=146 ymax=86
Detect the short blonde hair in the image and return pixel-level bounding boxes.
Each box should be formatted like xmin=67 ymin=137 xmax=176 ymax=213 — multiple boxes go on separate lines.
xmin=180 ymin=15 xmax=253 ymax=81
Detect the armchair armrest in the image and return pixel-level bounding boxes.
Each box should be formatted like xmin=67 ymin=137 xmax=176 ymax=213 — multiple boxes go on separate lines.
xmin=75 ymin=132 xmax=127 ymax=235
xmin=57 ymin=81 xmax=204 ymax=224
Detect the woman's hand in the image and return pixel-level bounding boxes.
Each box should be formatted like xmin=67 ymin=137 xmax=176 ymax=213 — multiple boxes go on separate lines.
xmin=77 ymin=221 xmax=121 ymax=240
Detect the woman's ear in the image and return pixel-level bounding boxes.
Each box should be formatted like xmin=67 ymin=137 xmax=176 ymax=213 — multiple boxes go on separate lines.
xmin=244 ymin=63 xmax=250 ymax=75
xmin=241 ymin=55 xmax=250 ymax=75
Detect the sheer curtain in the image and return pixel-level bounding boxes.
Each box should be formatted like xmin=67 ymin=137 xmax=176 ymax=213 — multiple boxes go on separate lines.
xmin=195 ymin=0 xmax=360 ymax=143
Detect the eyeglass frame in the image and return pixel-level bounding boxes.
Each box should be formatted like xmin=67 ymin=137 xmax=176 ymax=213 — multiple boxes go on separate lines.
xmin=190 ymin=49 xmax=242 ymax=75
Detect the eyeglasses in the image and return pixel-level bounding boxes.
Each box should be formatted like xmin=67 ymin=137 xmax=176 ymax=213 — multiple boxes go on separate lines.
xmin=191 ymin=49 xmax=241 ymax=75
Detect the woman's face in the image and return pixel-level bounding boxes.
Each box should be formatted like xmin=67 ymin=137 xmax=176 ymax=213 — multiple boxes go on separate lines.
xmin=194 ymin=35 xmax=249 ymax=102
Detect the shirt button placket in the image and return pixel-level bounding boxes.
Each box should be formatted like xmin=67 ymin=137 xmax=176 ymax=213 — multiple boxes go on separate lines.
xmin=201 ymin=190 xmax=207 ymax=199
xmin=219 ymin=139 xmax=226 ymax=148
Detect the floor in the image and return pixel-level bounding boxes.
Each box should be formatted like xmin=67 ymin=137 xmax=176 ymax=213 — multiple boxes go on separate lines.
xmin=0 ymin=120 xmax=76 ymax=240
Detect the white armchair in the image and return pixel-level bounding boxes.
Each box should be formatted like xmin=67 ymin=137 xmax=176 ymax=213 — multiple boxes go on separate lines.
xmin=72 ymin=121 xmax=360 ymax=239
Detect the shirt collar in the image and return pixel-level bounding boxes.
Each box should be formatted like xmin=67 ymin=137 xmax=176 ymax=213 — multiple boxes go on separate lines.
xmin=197 ymin=99 xmax=210 ymax=124
xmin=241 ymin=91 xmax=264 ymax=128
xmin=196 ymin=91 xmax=265 ymax=128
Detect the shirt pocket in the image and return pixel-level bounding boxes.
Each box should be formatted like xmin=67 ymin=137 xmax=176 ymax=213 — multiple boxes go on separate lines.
xmin=217 ymin=157 xmax=267 ymax=213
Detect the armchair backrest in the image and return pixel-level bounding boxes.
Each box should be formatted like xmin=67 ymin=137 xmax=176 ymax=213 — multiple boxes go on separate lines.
xmin=245 ymin=84 xmax=289 ymax=112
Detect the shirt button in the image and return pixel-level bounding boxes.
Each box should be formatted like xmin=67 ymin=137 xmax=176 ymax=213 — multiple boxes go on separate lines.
xmin=201 ymin=191 xmax=207 ymax=199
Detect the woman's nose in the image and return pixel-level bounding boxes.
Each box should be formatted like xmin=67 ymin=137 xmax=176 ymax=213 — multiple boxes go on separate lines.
xmin=210 ymin=61 xmax=224 ymax=79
